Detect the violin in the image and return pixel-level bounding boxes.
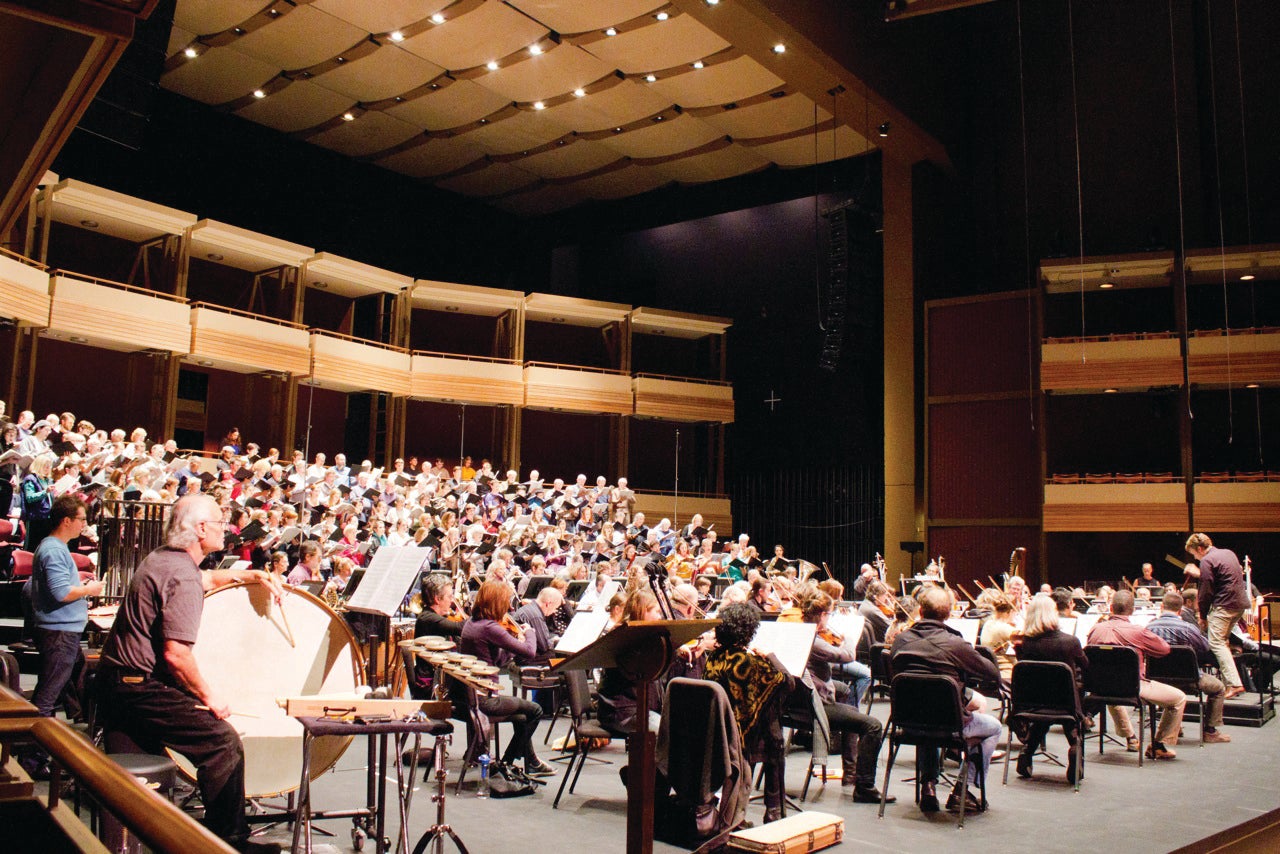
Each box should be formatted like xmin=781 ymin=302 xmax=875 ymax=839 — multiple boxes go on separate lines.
xmin=819 ymin=628 xmax=845 ymax=647
xmin=500 ymin=613 xmax=524 ymax=638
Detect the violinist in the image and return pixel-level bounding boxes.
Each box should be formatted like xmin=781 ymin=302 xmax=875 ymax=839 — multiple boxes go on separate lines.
xmin=857 ymin=580 xmax=896 ymax=645
xmin=512 ymin=587 xmax=563 ymax=664
xmin=414 ymin=574 xmax=465 ymax=640
xmin=597 ymin=590 xmax=665 ymax=733
xmin=978 ymin=594 xmax=1018 ymax=683
xmin=747 ymin=576 xmax=772 ymax=614
xmin=851 ymin=563 xmax=879 ymax=600
xmin=670 ymin=583 xmax=715 ymax=679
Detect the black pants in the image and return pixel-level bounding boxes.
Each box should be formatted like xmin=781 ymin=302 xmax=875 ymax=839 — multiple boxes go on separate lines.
xmin=478 ymin=694 xmax=543 ymax=765
xmin=823 ymin=700 xmax=884 ymax=788
xmin=32 ymin=628 xmax=84 ymax=718
xmin=96 ymin=671 xmax=250 ymax=844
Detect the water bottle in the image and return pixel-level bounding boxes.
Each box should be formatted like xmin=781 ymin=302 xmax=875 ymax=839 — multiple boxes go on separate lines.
xmin=477 ymin=754 xmax=490 ymax=799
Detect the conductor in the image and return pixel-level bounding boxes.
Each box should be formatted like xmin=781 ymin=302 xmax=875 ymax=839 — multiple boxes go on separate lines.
xmin=95 ymin=494 xmax=285 ymax=853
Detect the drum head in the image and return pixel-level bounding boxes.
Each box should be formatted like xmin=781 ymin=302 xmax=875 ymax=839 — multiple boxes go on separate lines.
xmin=169 ymin=582 xmax=363 ymax=797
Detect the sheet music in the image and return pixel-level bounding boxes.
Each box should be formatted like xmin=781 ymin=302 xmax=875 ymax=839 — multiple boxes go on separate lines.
xmin=344 ymin=545 xmax=429 ymax=617
xmin=1073 ymin=613 xmax=1102 ymax=644
xmin=555 ymin=608 xmax=612 ymax=654
xmin=944 ymin=618 xmax=980 ymax=646
xmin=750 ymin=621 xmax=817 ymax=678
xmin=577 ymin=579 xmax=620 ymax=611
xmin=1059 ymin=617 xmax=1077 ymax=640
xmin=828 ymin=611 xmax=866 ymax=649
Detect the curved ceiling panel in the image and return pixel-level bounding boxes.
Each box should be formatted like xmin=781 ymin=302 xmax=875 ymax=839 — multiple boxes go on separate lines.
xmin=232 ymin=6 xmax=368 ymax=71
xmin=167 ymin=25 xmax=195 ymax=58
xmin=648 ymin=55 xmax=783 ymax=110
xmin=575 ymin=163 xmax=671 ymax=200
xmin=309 ymin=111 xmax=423 ymax=157
xmin=699 ymin=94 xmax=830 ymax=140
xmin=580 ymin=15 xmax=728 ymax=73
xmin=464 ymin=111 xmax=567 ymax=156
xmin=650 ymin=144 xmax=770 ymax=185
xmin=593 ymin=114 xmax=722 ymax=159
xmin=317 ymin=45 xmax=445 ymax=102
xmin=311 ymin=0 xmax=451 ymax=35
xmin=373 ymin=136 xmax=488 ymax=178
xmin=539 ymin=79 xmax=669 ymax=133
xmin=234 ymin=79 xmax=354 ymax=132
xmin=493 ymin=183 xmax=586 ymax=216
xmin=385 ymin=79 xmax=512 ymax=130
xmin=516 ymin=139 xmax=622 ymax=180
xmin=162 ymin=47 xmax=279 ymax=105
xmin=506 ymin=0 xmax=664 ymax=35
xmin=174 ymin=0 xmax=265 ymax=36
xmin=401 ymin=1 xmax=546 ymax=71
xmin=746 ymin=126 xmax=868 ymax=167
xmin=474 ymin=45 xmax=613 ymax=104
xmin=435 ymin=162 xmax=539 ymax=197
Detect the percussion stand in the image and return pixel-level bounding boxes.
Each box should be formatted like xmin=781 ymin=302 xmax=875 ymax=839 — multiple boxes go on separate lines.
xmin=409 ymin=731 xmax=470 ymax=854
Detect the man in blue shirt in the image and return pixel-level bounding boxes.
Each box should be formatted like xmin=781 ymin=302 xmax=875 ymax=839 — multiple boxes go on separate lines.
xmin=29 ymin=494 xmax=102 ymax=717
xmin=1146 ymin=590 xmax=1231 ymax=744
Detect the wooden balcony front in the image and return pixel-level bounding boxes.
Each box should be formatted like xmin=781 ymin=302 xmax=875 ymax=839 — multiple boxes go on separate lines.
xmin=47 ymin=273 xmax=188 ymax=353
xmin=633 ymin=374 xmax=735 ymax=423
xmin=1043 ymin=482 xmax=1189 ymax=531
xmin=523 ymin=362 xmax=633 ymax=415
xmin=0 ymin=249 xmax=50 ymax=325
xmin=1193 ymin=480 xmax=1280 ymax=532
xmin=633 ymin=493 xmax=733 ymax=534
xmin=189 ymin=303 xmax=311 ymax=375
xmin=310 ymin=332 xmax=411 ymax=395
xmin=410 ymin=352 xmax=523 ymax=406
xmin=1187 ymin=328 xmax=1280 ymax=386
xmin=1041 ymin=334 xmax=1182 ymax=392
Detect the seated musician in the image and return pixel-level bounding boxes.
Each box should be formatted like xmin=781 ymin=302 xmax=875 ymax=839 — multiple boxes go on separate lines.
xmin=857 ymin=580 xmax=895 ymax=645
xmin=1013 ymin=594 xmax=1088 ymax=781
xmin=457 ymin=580 xmax=553 ymax=776
xmin=511 ymin=587 xmax=563 ymax=664
xmin=801 ymin=591 xmax=893 ymax=804
xmin=883 ymin=595 xmax=919 ymax=646
xmin=978 ymin=594 xmax=1018 ymax=683
xmin=1085 ymin=589 xmax=1184 ymax=760
xmin=597 ymin=590 xmax=666 ymax=733
xmin=851 ymin=563 xmax=879 ymax=600
xmin=1146 ymin=591 xmax=1231 ymax=744
xmin=890 ymin=586 xmax=1002 ymax=814
xmin=703 ymin=603 xmax=793 ymax=824
xmin=747 ymin=576 xmax=772 ymax=614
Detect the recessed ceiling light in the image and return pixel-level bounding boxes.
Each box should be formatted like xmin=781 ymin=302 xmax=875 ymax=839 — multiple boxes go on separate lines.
xmin=184 ymin=46 xmax=199 ymax=59
xmin=253 ymin=89 xmax=266 ymax=99
xmin=207 ymin=253 xmax=224 ymax=261
xmin=479 ymin=118 xmax=488 ymax=124
xmin=707 ymin=0 xmax=720 ymax=5
xmin=69 ymin=336 xmax=88 ymax=344
xmin=529 ymin=44 xmax=543 ymax=56
xmin=692 ymin=60 xmax=704 ymax=69
xmin=79 ymin=220 xmax=98 ymax=228
xmin=551 ymin=317 xmax=566 ymax=323
xmin=1245 ymin=382 xmax=1260 ymax=389
xmin=444 ymin=305 xmax=460 ymax=312
xmin=486 ymin=60 xmax=499 ymax=71
xmin=878 ymin=121 xmax=891 ymax=137
xmin=773 ymin=43 xmax=786 ymax=54
xmin=656 ymin=12 xmax=669 ymax=21
xmin=573 ymin=88 xmax=586 ymax=98
xmin=1099 ymin=282 xmax=1114 ymax=289
xmin=1240 ymin=273 xmax=1256 ymax=281
xmin=605 ymin=27 xmax=617 ymax=36
xmin=533 ymin=101 xmax=545 ymax=110
xmin=1103 ymin=388 xmax=1118 ymax=393
xmin=645 ymin=74 xmax=657 ymax=82
xmin=198 ymin=360 xmax=214 ymax=367
xmin=389 ymin=30 xmax=405 ymax=42
xmin=336 ymin=56 xmax=346 ymax=63
xmin=268 ymin=8 xmax=280 ymax=16
xmin=313 ymin=281 xmax=328 ymax=289
xmin=233 ymin=27 xmax=245 ymax=35
xmin=613 ymin=127 xmax=623 ymax=133
xmin=342 ymin=112 xmax=355 ymax=121
xmin=431 ymin=13 xmax=445 ymax=24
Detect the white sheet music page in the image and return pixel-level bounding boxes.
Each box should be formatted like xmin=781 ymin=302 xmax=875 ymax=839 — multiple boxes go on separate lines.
xmin=345 ymin=545 xmax=428 ymax=616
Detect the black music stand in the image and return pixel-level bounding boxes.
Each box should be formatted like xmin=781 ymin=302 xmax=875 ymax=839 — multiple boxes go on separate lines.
xmin=551 ymin=620 xmax=715 ymax=854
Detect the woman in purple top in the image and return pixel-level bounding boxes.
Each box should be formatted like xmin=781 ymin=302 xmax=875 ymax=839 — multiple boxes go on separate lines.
xmin=458 ymin=580 xmax=553 ymax=776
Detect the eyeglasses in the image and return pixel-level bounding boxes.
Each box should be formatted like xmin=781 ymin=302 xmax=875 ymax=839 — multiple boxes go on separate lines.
xmin=74 ymin=515 xmax=88 ymax=522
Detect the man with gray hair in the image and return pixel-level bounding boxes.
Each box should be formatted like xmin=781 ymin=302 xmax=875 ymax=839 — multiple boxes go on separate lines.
xmin=96 ymin=494 xmax=284 ymax=853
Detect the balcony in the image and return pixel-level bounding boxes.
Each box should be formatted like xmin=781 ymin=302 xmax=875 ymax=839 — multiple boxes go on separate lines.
xmin=189 ymin=303 xmax=311 ymax=375
xmin=1043 ymin=479 xmax=1188 ymax=531
xmin=410 ymin=351 xmax=523 ymax=406
xmin=310 ymin=331 xmax=411 ymax=395
xmin=1041 ymin=333 xmax=1182 ymax=392
xmin=47 ymin=272 xmax=188 ymax=353
xmin=1187 ymin=327 xmax=1280 ymax=386
xmin=524 ymin=362 xmax=633 ymax=415
xmin=0 ymin=249 xmax=50 ymax=325
xmin=1193 ymin=477 xmax=1280 ymax=531
xmin=633 ymin=373 xmax=734 ymax=423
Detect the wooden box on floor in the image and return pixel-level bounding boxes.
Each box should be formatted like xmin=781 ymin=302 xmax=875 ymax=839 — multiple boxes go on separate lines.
xmin=727 ymin=811 xmax=843 ymax=854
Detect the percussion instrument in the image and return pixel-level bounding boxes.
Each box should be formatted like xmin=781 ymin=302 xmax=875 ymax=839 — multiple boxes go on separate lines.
xmin=173 ymin=582 xmax=363 ymax=797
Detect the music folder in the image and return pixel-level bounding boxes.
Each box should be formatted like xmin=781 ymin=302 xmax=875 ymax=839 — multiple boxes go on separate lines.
xmin=344 ymin=545 xmax=430 ymax=617
xmin=551 ymin=619 xmax=714 ymax=673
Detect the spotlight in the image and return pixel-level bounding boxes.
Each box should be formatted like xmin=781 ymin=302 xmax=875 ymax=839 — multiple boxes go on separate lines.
xmin=573 ymin=88 xmax=586 ymax=98
xmin=431 ymin=13 xmax=445 ymax=24
xmin=184 ymin=46 xmax=199 ymax=59
xmin=605 ymin=27 xmax=617 ymax=36
xmin=645 ymin=73 xmax=657 ymax=82
xmin=486 ymin=60 xmax=499 ymax=71
xmin=773 ymin=43 xmax=786 ymax=54
xmin=389 ymin=30 xmax=405 ymax=42
xmin=878 ymin=122 xmax=890 ymax=137
xmin=1245 ymin=382 xmax=1260 ymax=389
xmin=342 ymin=112 xmax=355 ymax=121
xmin=1240 ymin=274 xmax=1256 ymax=281
xmin=656 ymin=12 xmax=669 ymax=21
xmin=692 ymin=61 xmax=704 ymax=69
xmin=529 ymin=44 xmax=543 ymax=56
xmin=253 ymin=89 xmax=266 ymax=99
xmin=1103 ymin=388 xmax=1118 ymax=394
xmin=707 ymin=0 xmax=720 ymax=5
xmin=1099 ymin=282 xmax=1114 ymax=289
xmin=533 ymin=101 xmax=545 ymax=110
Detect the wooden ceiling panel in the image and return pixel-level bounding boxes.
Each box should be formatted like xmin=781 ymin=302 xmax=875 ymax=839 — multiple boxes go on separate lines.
xmin=745 ymin=126 xmax=867 ymax=167
xmin=311 ymin=0 xmax=451 ymax=35
xmin=492 ymin=183 xmax=587 ymax=216
xmin=167 ymin=25 xmax=195 ymax=57
xmin=174 ymin=0 xmax=265 ymax=36
xmin=593 ymin=114 xmax=722 ymax=159
xmin=401 ymin=2 xmax=546 ymax=71
xmin=650 ymin=144 xmax=769 ymax=185
xmin=435 ymin=162 xmax=539 ymax=197
xmin=648 ymin=55 xmax=782 ymax=109
xmin=474 ymin=45 xmax=613 ymax=104
xmin=234 ymin=79 xmax=353 ymax=132
xmin=516 ymin=139 xmax=622 ymax=179
xmin=574 ymin=163 xmax=671 ymax=200
xmin=308 ymin=110 xmax=423 ymax=157
xmin=465 ymin=111 xmax=568 ymax=156
xmin=385 ymin=79 xmax=512 ymax=129
xmin=232 ymin=6 xmax=368 ymax=71
xmin=317 ymin=45 xmax=445 ymax=102
xmin=373 ymin=136 xmax=488 ymax=178
xmin=538 ymin=79 xmax=669 ymax=133
xmin=162 ymin=47 xmax=279 ymax=105
xmin=699 ymin=94 xmax=830 ymax=139
xmin=580 ymin=14 xmax=728 ymax=73
xmin=506 ymin=0 xmax=664 ymax=35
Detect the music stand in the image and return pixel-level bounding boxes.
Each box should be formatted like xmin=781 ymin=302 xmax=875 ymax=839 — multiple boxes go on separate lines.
xmin=551 ymin=620 xmax=715 ymax=854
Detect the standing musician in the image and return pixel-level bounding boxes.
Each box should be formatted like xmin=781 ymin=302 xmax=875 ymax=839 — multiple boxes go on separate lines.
xmin=95 ymin=494 xmax=285 ymax=854
xmin=1184 ymin=533 xmax=1250 ymax=701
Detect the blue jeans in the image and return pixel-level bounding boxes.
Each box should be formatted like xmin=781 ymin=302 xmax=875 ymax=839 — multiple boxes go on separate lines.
xmin=32 ymin=628 xmax=84 ymax=718
xmin=835 ymin=660 xmax=872 ymax=706
xmin=918 ymin=711 xmax=1002 ymax=786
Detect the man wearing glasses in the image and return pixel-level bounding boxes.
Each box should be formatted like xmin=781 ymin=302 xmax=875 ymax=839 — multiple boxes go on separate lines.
xmin=97 ymin=493 xmax=285 ymax=854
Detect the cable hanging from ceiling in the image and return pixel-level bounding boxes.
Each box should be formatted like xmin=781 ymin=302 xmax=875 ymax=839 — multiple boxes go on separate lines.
xmin=1204 ymin=0 xmax=1234 ymax=445
xmin=1233 ymin=0 xmax=1263 ymax=468
xmin=1065 ymin=0 xmax=1087 ymax=365
xmin=1166 ymin=0 xmax=1192 ymax=423
xmin=1015 ymin=0 xmax=1035 ymax=431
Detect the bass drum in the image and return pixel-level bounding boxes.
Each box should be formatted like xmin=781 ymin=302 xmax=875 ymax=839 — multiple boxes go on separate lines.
xmin=169 ymin=581 xmax=364 ymax=797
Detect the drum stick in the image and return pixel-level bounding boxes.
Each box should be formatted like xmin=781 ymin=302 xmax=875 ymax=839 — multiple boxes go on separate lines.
xmin=273 ymin=599 xmax=297 ymax=648
xmin=195 ymin=705 xmax=261 ymax=718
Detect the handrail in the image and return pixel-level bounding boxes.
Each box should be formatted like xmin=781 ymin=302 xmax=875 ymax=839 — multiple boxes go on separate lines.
xmin=189 ymin=301 xmax=307 ymax=331
xmin=1043 ymin=331 xmax=1179 ymax=345
xmin=523 ymin=360 xmax=628 ymax=376
xmin=50 ymin=270 xmax=189 ymax=304
xmin=309 ymin=327 xmax=409 ymax=354
xmin=0 ymin=245 xmax=46 ymax=269
xmin=1189 ymin=325 xmax=1280 ymax=337
xmin=0 ymin=708 xmax=234 ymax=853
xmin=412 ymin=349 xmax=520 ymax=366
xmin=633 ymin=371 xmax=731 ymax=387
xmin=634 ymin=489 xmax=730 ymax=501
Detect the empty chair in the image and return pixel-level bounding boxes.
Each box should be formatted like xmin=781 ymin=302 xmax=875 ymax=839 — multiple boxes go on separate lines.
xmin=554 ymin=669 xmax=627 ymax=808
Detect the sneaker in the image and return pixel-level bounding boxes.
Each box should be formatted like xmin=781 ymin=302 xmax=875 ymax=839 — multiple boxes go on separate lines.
xmin=525 ymin=760 xmax=556 ymax=777
xmin=1145 ymin=742 xmax=1177 ymax=760
xmin=1203 ymin=730 xmax=1232 ymax=744
xmin=852 ymin=785 xmax=895 ymax=804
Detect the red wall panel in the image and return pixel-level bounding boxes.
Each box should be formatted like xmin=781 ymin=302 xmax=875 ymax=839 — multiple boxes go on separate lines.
xmin=927 ymin=525 xmax=1041 ymax=590
xmin=927 ymin=296 xmax=1034 ymax=397
xmin=928 ymin=398 xmax=1040 ymax=519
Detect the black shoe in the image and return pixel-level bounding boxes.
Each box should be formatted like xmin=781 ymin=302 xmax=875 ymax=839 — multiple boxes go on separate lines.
xmin=1066 ymin=746 xmax=1079 ymax=785
xmin=763 ymin=808 xmax=782 ymax=824
xmin=853 ymin=786 xmax=895 ymax=804
xmin=525 ymin=760 xmax=556 ymax=777
xmin=233 ymin=839 xmax=283 ymax=854
xmin=945 ymin=789 xmax=985 ymax=814
xmin=919 ymin=782 xmax=939 ymax=813
xmin=1016 ymin=751 xmax=1033 ymax=779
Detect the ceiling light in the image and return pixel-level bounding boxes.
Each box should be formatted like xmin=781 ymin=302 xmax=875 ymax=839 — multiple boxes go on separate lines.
xmin=79 ymin=220 xmax=98 ymax=228
xmin=773 ymin=43 xmax=786 ymax=54
xmin=1245 ymin=382 xmax=1260 ymax=389
xmin=233 ymin=27 xmax=245 ymax=35
xmin=1240 ymin=273 xmax=1256 ymax=281
xmin=431 ymin=13 xmax=446 ymax=24
xmin=551 ymin=317 xmax=566 ymax=323
xmin=444 ymin=305 xmax=460 ymax=312
xmin=313 ymin=281 xmax=328 ymax=289
xmin=268 ymin=8 xmax=280 ymax=16
xmin=342 ymin=112 xmax=355 ymax=121
xmin=692 ymin=61 xmax=704 ymax=69
xmin=389 ymin=30 xmax=405 ymax=42
xmin=613 ymin=127 xmax=623 ymax=133
xmin=573 ymin=88 xmax=586 ymax=98
xmin=486 ymin=60 xmax=499 ymax=71
xmin=253 ymin=89 xmax=266 ymax=99
xmin=878 ymin=122 xmax=891 ymax=137
xmin=198 ymin=360 xmax=214 ymax=367
xmin=206 ymin=253 xmax=224 ymax=261
xmin=69 ymin=336 xmax=88 ymax=344
xmin=533 ymin=101 xmax=545 ymax=110
xmin=529 ymin=44 xmax=543 ymax=56
xmin=656 ymin=12 xmax=669 ymax=21
xmin=336 ymin=56 xmax=346 ymax=63
xmin=605 ymin=27 xmax=617 ymax=36
xmin=1099 ymin=282 xmax=1114 ymax=289
xmin=645 ymin=74 xmax=657 ymax=82
xmin=707 ymin=0 xmax=720 ymax=5
xmin=1103 ymin=388 xmax=1118 ymax=394
xmin=183 ymin=46 xmax=199 ymax=59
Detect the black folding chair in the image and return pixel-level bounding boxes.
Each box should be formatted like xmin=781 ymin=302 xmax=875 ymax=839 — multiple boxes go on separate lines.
xmin=553 ymin=669 xmax=627 ymax=808
xmin=1001 ymin=661 xmax=1086 ymax=790
xmin=878 ymin=673 xmax=988 ymax=828
xmin=1144 ymin=645 xmax=1204 ymax=747
xmin=1082 ymin=645 xmax=1145 ymax=767
xmin=864 ymin=643 xmax=892 ymax=714
xmin=973 ymin=645 xmax=1008 ymax=721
